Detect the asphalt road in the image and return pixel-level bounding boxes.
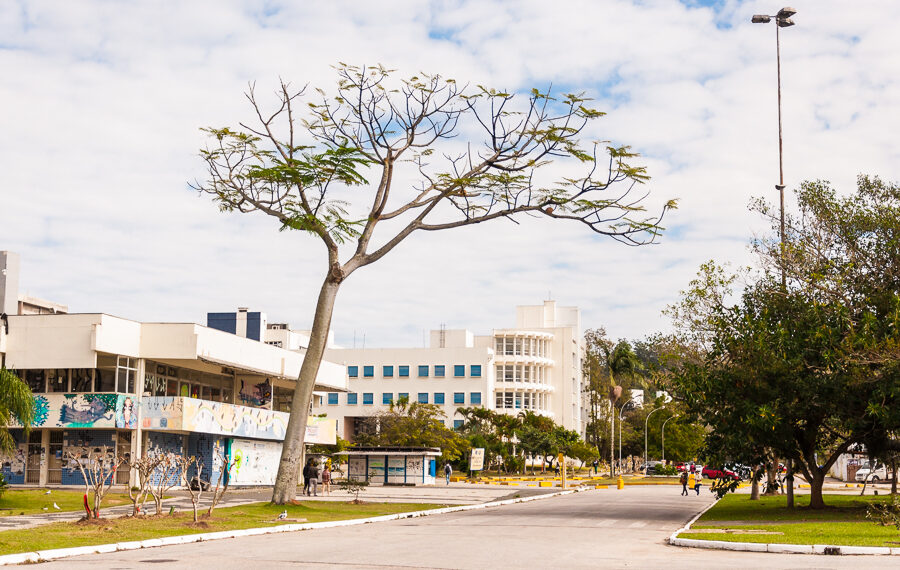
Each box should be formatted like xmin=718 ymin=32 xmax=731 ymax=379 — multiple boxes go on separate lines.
xmin=39 ymin=485 xmax=900 ymax=569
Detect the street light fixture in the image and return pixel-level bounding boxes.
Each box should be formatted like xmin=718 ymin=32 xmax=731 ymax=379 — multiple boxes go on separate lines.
xmin=644 ymin=407 xmax=666 ymax=473
xmin=617 ymin=400 xmax=633 ymax=473
xmin=661 ymin=414 xmax=679 ymax=463
xmin=752 ymin=5 xmax=797 ymax=508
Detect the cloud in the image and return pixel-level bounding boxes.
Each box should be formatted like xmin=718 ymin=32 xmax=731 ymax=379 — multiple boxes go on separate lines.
xmin=1 ymin=0 xmax=898 ymax=347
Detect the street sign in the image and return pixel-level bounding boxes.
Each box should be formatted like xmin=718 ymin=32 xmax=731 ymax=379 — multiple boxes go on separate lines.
xmin=469 ymin=448 xmax=485 ymax=471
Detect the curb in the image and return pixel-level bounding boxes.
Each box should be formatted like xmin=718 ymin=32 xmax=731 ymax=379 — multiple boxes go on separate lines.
xmin=0 ymin=488 xmax=583 ymax=565
xmin=668 ymin=499 xmax=900 ymax=556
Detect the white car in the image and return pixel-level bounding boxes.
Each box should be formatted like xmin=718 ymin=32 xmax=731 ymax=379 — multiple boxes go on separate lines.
xmin=855 ymin=464 xmax=889 ymax=482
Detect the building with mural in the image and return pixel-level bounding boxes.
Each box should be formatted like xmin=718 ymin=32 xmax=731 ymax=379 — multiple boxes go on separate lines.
xmin=0 ymin=253 xmax=345 ymax=488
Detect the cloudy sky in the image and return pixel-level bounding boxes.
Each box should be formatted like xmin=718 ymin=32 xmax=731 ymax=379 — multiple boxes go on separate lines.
xmin=2 ymin=0 xmax=898 ymax=348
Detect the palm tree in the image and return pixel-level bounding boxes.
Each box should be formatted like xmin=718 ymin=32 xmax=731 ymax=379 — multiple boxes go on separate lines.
xmin=0 ymin=368 xmax=35 ymax=454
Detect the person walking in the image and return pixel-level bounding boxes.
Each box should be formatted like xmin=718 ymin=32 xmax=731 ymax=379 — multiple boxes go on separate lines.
xmin=443 ymin=462 xmax=452 ymax=485
xmin=680 ymin=471 xmax=689 ymax=496
xmin=303 ymin=460 xmax=319 ymax=497
xmin=687 ymin=471 xmax=696 ymax=496
xmin=321 ymin=464 xmax=332 ymax=495
xmin=694 ymin=472 xmax=702 ymax=495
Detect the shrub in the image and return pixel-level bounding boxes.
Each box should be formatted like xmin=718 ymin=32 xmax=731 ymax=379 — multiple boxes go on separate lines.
xmin=867 ymin=495 xmax=900 ymax=529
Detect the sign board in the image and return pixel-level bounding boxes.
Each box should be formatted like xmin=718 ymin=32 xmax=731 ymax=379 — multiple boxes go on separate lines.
xmin=469 ymin=448 xmax=485 ymax=471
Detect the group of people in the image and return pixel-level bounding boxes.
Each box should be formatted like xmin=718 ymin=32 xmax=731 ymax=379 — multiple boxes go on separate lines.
xmin=302 ymin=459 xmax=332 ymax=497
xmin=679 ymin=466 xmax=702 ymax=496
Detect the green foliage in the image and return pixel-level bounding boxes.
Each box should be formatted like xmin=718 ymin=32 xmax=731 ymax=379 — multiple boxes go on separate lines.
xmin=655 ymin=464 xmax=677 ymax=476
xmin=354 ymin=400 xmax=469 ymax=462
xmin=335 ymin=477 xmax=369 ymax=503
xmin=0 ymin=368 xmax=35 ymax=454
xmin=0 ymin=472 xmax=7 ymax=497
xmin=866 ymin=494 xmax=900 ymax=529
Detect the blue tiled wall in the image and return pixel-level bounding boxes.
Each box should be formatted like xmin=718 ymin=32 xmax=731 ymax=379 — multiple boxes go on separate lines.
xmin=61 ymin=430 xmax=117 ymax=486
xmin=146 ymin=432 xmax=185 ymax=487
xmin=1 ymin=430 xmax=25 ymax=485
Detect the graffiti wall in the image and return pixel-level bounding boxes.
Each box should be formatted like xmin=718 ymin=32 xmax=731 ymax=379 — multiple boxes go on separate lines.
xmin=229 ymin=438 xmax=281 ymax=485
xmin=12 ymin=394 xmax=134 ymax=429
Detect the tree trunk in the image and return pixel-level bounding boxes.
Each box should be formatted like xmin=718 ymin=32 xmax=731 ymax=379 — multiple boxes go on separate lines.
xmin=764 ymin=460 xmax=778 ymax=496
xmin=786 ymin=458 xmax=794 ymax=508
xmin=809 ymin=471 xmax=826 ymax=509
xmin=271 ymin=276 xmax=341 ymax=504
xmin=892 ymin=458 xmax=898 ymax=496
xmin=750 ymin=465 xmax=761 ymax=501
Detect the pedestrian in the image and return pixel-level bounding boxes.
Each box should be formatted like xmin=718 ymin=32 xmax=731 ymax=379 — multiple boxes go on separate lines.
xmin=687 ymin=471 xmax=696 ymax=496
xmin=321 ymin=463 xmax=332 ymax=495
xmin=592 ymin=459 xmax=599 ymax=475
xmin=680 ymin=471 xmax=689 ymax=496
xmin=303 ymin=460 xmax=319 ymax=497
xmin=443 ymin=462 xmax=452 ymax=485
xmin=694 ymin=472 xmax=702 ymax=495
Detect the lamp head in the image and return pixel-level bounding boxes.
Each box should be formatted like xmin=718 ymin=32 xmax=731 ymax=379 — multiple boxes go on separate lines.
xmin=777 ymin=7 xmax=797 ymax=18
xmin=751 ymin=14 xmax=771 ymax=23
xmin=777 ymin=17 xmax=795 ymax=27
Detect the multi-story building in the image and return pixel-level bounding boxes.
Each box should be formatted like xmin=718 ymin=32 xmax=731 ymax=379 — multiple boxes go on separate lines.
xmin=314 ymin=300 xmax=586 ymax=440
xmin=0 ymin=252 xmax=345 ymax=488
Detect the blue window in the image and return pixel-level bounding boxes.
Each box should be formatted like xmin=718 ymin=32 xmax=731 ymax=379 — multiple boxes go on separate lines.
xmin=454 ymin=365 xmax=465 ymax=377
xmin=347 ymin=366 xmax=358 ymax=378
xmin=434 ymin=392 xmax=445 ymax=404
xmin=470 ymin=392 xmax=482 ymax=405
xmin=418 ymin=365 xmax=429 ymax=377
xmin=347 ymin=393 xmax=358 ymax=405
xmin=454 ymin=392 xmax=465 ymax=404
xmin=363 ymin=366 xmax=374 ymax=378
xmin=453 ymin=419 xmax=464 ymax=430
xmin=363 ymin=393 xmax=373 ymax=405
xmin=434 ymin=365 xmax=445 ymax=377
xmin=327 ymin=393 xmax=338 ymax=405
xmin=470 ymin=365 xmax=482 ymax=377
xmin=418 ymin=392 xmax=428 ymax=404
xmin=383 ymin=365 xmax=393 ymax=377
xmin=398 ymin=392 xmax=409 ymax=402
xmin=399 ymin=365 xmax=410 ymax=377
xmin=382 ymin=392 xmax=393 ymax=405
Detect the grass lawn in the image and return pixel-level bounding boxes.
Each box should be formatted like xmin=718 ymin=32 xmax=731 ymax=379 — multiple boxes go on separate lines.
xmin=0 ymin=501 xmax=448 ymax=555
xmin=680 ymin=492 xmax=900 ymax=547
xmin=0 ymin=489 xmax=132 ymax=516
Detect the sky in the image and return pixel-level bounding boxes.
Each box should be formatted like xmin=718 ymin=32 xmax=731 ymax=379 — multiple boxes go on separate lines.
xmin=1 ymin=0 xmax=898 ymax=348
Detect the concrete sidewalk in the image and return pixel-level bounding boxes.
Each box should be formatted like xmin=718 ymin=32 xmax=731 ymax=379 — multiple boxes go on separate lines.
xmin=0 ymin=483 xmax=544 ymax=532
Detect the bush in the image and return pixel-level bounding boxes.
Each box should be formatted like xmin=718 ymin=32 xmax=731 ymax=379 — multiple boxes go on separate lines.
xmin=867 ymin=495 xmax=900 ymax=529
xmin=655 ymin=464 xmax=677 ymax=476
xmin=0 ymin=472 xmax=7 ymax=497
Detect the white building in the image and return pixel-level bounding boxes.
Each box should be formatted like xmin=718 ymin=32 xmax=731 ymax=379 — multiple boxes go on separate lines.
xmin=314 ymin=300 xmax=585 ymax=440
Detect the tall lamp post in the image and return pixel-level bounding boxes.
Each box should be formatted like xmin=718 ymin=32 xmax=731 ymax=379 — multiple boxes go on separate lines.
xmin=752 ymin=5 xmax=797 ymax=508
xmin=661 ymin=414 xmax=679 ymax=463
xmin=618 ymin=401 xmax=632 ymax=472
xmin=643 ymin=407 xmax=666 ymax=473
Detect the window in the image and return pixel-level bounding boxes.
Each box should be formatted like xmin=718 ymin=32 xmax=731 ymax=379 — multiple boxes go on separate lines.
xmin=382 ymin=392 xmax=393 ymax=405
xmin=434 ymin=365 xmax=445 ymax=377
xmin=434 ymin=392 xmax=445 ymax=404
xmin=454 ymin=365 xmax=465 ymax=377
xmin=383 ymin=365 xmax=394 ymax=378
xmin=470 ymin=392 xmax=482 ymax=405
xmin=418 ymin=365 xmax=429 ymax=377
xmin=470 ymin=365 xmax=482 ymax=377
xmin=363 ymin=366 xmax=374 ymax=378
xmin=348 ymin=366 xmax=358 ymax=378
xmin=347 ymin=393 xmax=358 ymax=405
xmin=327 ymin=393 xmax=338 ymax=405
xmin=454 ymin=392 xmax=465 ymax=404
xmin=453 ymin=419 xmax=464 ymax=430
xmin=417 ymin=392 xmax=428 ymax=404
xmin=117 ymin=356 xmax=137 ymax=393
xmin=398 ymin=392 xmax=409 ymax=402
xmin=399 ymin=366 xmax=409 ymax=377
xmin=363 ymin=393 xmax=374 ymax=405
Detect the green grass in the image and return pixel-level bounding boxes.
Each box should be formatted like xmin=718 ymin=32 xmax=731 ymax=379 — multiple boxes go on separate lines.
xmin=697 ymin=492 xmax=885 ymax=523
xmin=0 ymin=501 xmax=448 ymax=555
xmin=681 ymin=492 xmax=900 ymax=547
xmin=0 ymin=489 xmax=132 ymax=516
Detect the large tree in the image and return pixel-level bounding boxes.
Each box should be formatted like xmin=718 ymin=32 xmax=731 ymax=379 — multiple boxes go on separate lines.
xmin=196 ymin=64 xmax=674 ymax=503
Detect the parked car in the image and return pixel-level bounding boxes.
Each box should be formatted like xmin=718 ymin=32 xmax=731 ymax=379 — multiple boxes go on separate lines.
xmin=702 ymin=466 xmax=741 ymax=481
xmin=641 ymin=461 xmax=664 ymax=474
xmin=855 ymin=464 xmax=890 ymax=482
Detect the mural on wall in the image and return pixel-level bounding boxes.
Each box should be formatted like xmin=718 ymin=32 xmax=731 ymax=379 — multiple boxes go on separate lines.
xmin=229 ymin=438 xmax=281 ymax=485
xmin=238 ymin=379 xmax=272 ymax=407
xmin=183 ymin=399 xmax=286 ymax=440
xmin=115 ymin=395 xmax=137 ymax=429
xmin=141 ymin=397 xmax=184 ymax=430
xmin=32 ymin=396 xmax=50 ymax=426
xmin=59 ymin=394 xmax=118 ymax=427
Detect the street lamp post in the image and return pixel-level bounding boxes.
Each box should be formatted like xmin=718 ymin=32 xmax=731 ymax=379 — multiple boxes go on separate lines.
xmin=752 ymin=5 xmax=797 ymax=508
xmin=618 ymin=401 xmax=632 ymax=473
xmin=661 ymin=414 xmax=679 ymax=463
xmin=643 ymin=407 xmax=666 ymax=473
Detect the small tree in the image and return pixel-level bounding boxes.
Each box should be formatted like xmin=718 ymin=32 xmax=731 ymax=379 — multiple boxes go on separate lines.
xmin=336 ymin=476 xmax=369 ymax=504
xmin=179 ymin=455 xmax=204 ymax=523
xmin=148 ymin=451 xmax=182 ymax=515
xmin=206 ymin=452 xmax=233 ymax=518
xmin=195 ymin=64 xmax=674 ymax=504
xmin=63 ymin=446 xmax=123 ymax=519
xmin=121 ymin=453 xmax=167 ymax=516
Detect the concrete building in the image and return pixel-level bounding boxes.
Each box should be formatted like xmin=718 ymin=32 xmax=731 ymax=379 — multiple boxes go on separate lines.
xmin=0 ymin=253 xmax=345 ymax=488
xmin=314 ymin=300 xmax=586 ymax=440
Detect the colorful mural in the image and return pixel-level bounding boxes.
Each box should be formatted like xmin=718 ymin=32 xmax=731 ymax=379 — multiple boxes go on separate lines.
xmin=12 ymin=394 xmax=120 ymax=428
xmin=238 ymin=379 xmax=271 ymax=407
xmin=229 ymin=438 xmax=281 ymax=485
xmin=115 ymin=395 xmax=137 ymax=429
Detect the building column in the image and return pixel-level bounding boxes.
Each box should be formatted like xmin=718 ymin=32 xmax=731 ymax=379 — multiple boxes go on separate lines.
xmin=132 ymin=358 xmax=147 ymax=488
xmin=39 ymin=429 xmax=50 ymax=487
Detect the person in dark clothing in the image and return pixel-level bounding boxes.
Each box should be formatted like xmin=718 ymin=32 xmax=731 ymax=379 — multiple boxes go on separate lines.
xmin=303 ymin=460 xmax=319 ymax=496
xmin=680 ymin=471 xmax=689 ymax=496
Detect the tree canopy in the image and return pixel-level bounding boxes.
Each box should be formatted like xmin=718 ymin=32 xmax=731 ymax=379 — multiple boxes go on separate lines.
xmin=0 ymin=368 xmax=35 ymax=454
